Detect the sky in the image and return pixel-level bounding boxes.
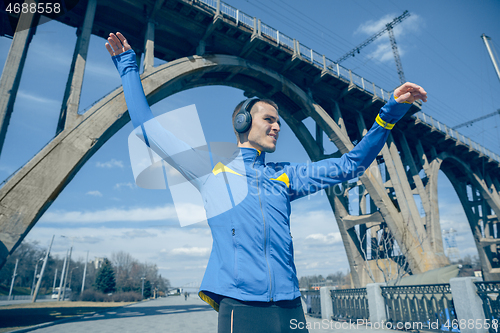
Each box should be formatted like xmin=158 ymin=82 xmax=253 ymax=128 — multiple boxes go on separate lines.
xmin=0 ymin=0 xmax=499 ymax=289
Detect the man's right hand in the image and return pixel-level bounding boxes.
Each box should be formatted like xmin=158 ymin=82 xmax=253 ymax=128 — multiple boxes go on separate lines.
xmin=105 ymin=32 xmax=131 ymax=57
xmin=394 ymin=82 xmax=428 ymax=103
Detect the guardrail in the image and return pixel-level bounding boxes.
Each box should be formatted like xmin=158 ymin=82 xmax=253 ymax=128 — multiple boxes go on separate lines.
xmin=474 ymin=281 xmax=500 ymax=333
xmin=414 ymin=112 xmax=500 ymax=163
xmin=196 ymin=0 xmax=499 ymax=165
xmin=331 ymin=288 xmax=369 ymax=321
xmin=381 ymin=284 xmax=457 ymax=332
xmin=301 ymin=290 xmax=322 ymax=318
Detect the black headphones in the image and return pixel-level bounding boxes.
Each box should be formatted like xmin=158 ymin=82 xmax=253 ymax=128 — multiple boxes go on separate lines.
xmin=233 ymin=97 xmax=260 ymax=133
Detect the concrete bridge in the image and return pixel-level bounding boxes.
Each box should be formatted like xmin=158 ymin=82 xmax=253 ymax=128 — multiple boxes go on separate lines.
xmin=0 ymin=0 xmax=499 ymax=286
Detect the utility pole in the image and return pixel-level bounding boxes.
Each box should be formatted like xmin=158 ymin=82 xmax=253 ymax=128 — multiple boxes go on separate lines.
xmin=481 ymin=34 xmax=500 ymax=83
xmin=68 ymin=266 xmax=79 ymax=289
xmin=33 ymin=235 xmax=54 ymax=302
xmin=141 ymin=276 xmax=146 ymax=299
xmin=81 ymin=251 xmax=89 ymax=294
xmin=57 ymin=251 xmax=68 ymax=301
xmin=61 ymin=246 xmax=72 ymax=301
xmin=52 ymin=268 xmax=58 ymax=292
xmin=453 ymin=35 xmax=500 ymax=129
xmin=30 ymin=258 xmax=43 ymax=297
xmin=8 ymin=259 xmax=18 ymax=300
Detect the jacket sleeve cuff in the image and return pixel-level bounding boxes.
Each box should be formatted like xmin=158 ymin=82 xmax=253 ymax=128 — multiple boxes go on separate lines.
xmin=377 ymin=93 xmax=412 ymax=126
xmin=112 ymin=49 xmax=138 ymax=77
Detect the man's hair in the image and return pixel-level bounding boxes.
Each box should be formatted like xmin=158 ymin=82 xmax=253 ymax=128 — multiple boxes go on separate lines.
xmin=232 ymin=99 xmax=279 ymax=138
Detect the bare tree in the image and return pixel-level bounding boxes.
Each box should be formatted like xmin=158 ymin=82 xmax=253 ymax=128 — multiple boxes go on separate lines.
xmin=110 ymin=251 xmax=170 ymax=293
xmin=356 ymin=221 xmax=423 ymax=285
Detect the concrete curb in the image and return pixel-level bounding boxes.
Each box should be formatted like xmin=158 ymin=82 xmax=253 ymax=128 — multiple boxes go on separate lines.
xmin=6 ymin=299 xmax=154 ymax=333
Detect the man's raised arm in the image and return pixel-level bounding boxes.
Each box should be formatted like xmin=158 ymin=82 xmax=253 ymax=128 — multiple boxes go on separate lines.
xmin=105 ymin=32 xmax=212 ymax=188
xmin=288 ymin=83 xmax=427 ymax=201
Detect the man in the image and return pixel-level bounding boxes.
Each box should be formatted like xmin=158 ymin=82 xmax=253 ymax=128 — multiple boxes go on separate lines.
xmin=106 ymin=32 xmax=426 ymax=333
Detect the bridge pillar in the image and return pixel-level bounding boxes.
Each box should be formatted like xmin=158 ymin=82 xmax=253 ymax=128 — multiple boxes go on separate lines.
xmin=143 ymin=19 xmax=155 ymax=72
xmin=0 ymin=0 xmax=37 ymax=157
xmin=56 ymin=0 xmax=97 ymax=134
xmin=440 ymin=156 xmax=500 ymax=280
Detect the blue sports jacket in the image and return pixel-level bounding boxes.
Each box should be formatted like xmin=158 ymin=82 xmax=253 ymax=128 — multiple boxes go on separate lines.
xmin=112 ymin=50 xmax=412 ymax=311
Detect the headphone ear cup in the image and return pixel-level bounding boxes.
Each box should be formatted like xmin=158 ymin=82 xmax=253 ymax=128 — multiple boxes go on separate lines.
xmin=234 ymin=111 xmax=252 ymax=133
xmin=234 ymin=98 xmax=259 ymax=133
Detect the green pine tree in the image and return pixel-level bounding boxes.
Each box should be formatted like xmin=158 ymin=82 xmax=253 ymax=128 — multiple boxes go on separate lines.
xmin=94 ymin=258 xmax=116 ymax=294
xmin=143 ymin=280 xmax=152 ymax=298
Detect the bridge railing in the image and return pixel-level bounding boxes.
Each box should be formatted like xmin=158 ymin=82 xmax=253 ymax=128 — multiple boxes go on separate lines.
xmin=308 ymin=279 xmax=500 ymax=333
xmin=414 ymin=112 xmax=500 ymax=164
xmin=196 ymin=0 xmax=499 ymax=165
xmin=301 ymin=290 xmax=322 ymax=318
xmin=474 ymin=281 xmax=500 ymax=333
xmin=381 ymin=284 xmax=457 ymax=332
xmin=331 ymin=288 xmax=369 ymax=321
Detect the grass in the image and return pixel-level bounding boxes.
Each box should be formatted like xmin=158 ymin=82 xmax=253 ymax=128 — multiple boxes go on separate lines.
xmin=0 ymin=285 xmax=32 ymax=296
xmin=0 ymin=301 xmax=135 ymax=332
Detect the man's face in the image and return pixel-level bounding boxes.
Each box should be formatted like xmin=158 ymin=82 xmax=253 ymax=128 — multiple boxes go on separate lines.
xmin=246 ymin=102 xmax=281 ymax=153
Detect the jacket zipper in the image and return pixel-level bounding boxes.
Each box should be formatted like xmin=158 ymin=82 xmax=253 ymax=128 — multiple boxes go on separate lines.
xmin=253 ymin=153 xmax=273 ymax=301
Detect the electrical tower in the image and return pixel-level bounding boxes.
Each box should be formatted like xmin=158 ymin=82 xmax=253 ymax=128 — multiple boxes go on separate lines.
xmin=442 ymin=228 xmax=460 ymax=263
xmin=335 ymin=10 xmax=410 ymax=84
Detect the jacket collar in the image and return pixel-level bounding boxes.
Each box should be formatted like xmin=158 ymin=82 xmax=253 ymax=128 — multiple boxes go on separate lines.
xmin=240 ymin=147 xmax=266 ymax=165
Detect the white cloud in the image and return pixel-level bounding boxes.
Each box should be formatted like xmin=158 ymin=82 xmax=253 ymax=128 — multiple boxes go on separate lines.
xmin=122 ymin=230 xmax=157 ymax=239
xmin=96 ymin=159 xmax=124 ymax=168
xmin=86 ymin=190 xmax=103 ymax=197
xmin=17 ymin=90 xmax=60 ymax=106
xmin=354 ymin=13 xmax=423 ymax=63
xmin=40 ymin=205 xmax=178 ymax=223
xmin=170 ymin=247 xmax=211 ymax=257
xmin=84 ymin=61 xmax=122 ymax=79
xmin=356 ymin=14 xmax=396 ymax=36
xmin=305 ymin=232 xmax=342 ymax=245
xmin=114 ymin=182 xmax=135 ymax=190
xmin=0 ymin=164 xmax=16 ymax=175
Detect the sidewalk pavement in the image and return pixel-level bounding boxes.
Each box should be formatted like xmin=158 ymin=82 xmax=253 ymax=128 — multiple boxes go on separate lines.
xmin=12 ymin=295 xmax=394 ymax=333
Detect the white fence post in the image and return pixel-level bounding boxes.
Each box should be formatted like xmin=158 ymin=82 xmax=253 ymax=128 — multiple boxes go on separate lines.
xmin=449 ymin=277 xmax=486 ymax=333
xmin=366 ymin=283 xmax=387 ymax=324
xmin=320 ymin=287 xmax=334 ymax=320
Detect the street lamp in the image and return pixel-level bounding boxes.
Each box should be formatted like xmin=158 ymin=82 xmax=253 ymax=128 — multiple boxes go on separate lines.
xmin=31 ymin=257 xmax=44 ymax=297
xmin=141 ymin=277 xmax=146 ymax=299
xmin=68 ymin=266 xmax=79 ymax=289
xmin=60 ymin=235 xmax=74 ymax=301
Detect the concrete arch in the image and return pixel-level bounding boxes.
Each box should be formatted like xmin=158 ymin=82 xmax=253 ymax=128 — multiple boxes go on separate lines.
xmin=429 ymin=152 xmax=500 ymax=217
xmin=428 ymin=152 xmax=500 ymax=279
xmin=0 ymin=54 xmax=324 ymax=269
